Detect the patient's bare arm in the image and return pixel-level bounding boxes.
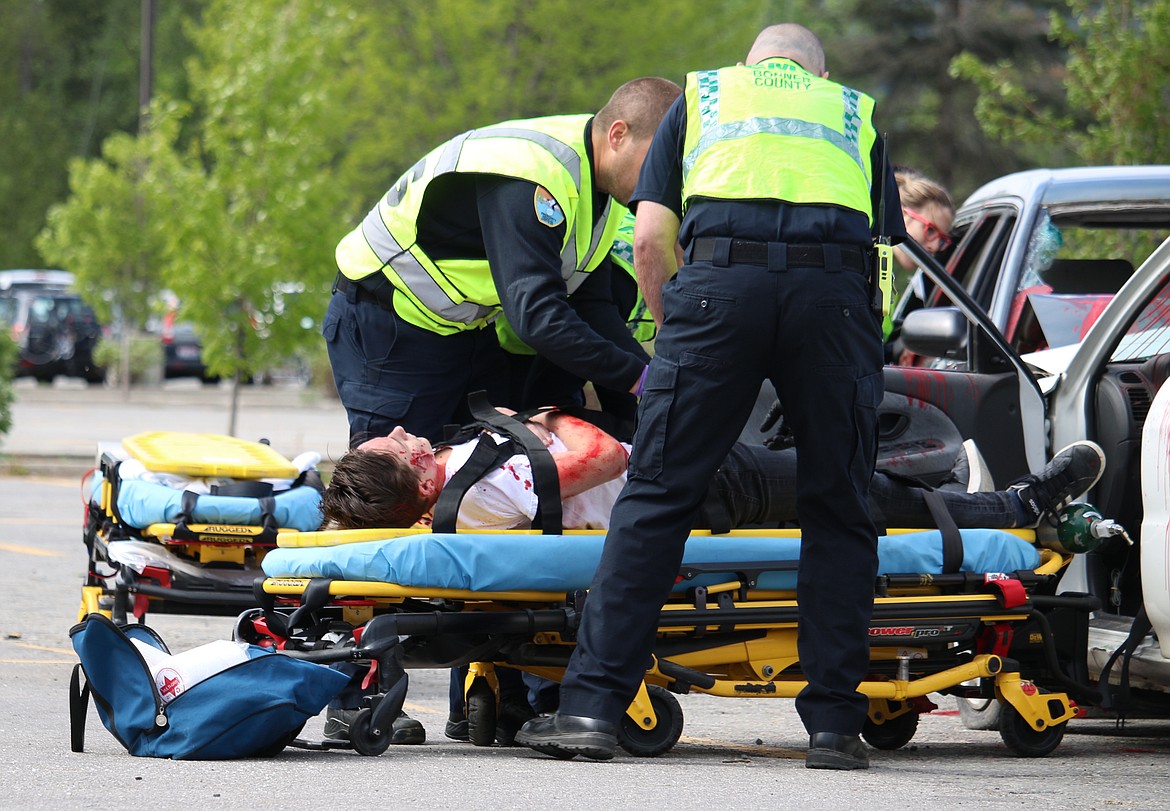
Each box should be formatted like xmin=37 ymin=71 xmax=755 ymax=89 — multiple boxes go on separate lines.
xmin=524 ymin=412 xmax=628 ymax=497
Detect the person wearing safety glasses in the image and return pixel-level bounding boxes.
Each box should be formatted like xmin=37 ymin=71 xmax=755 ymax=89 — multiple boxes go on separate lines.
xmin=894 ymin=166 xmax=955 ymax=268
xmin=885 ymin=167 xmax=956 ymax=348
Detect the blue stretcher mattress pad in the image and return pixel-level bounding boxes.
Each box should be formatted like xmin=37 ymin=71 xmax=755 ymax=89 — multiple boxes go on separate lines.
xmin=261 ymin=529 xmax=1041 ymax=593
xmin=94 ymin=474 xmax=324 ymax=533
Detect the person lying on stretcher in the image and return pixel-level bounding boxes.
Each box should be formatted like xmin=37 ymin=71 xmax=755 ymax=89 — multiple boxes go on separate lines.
xmin=321 ymin=407 xmax=1105 ymax=533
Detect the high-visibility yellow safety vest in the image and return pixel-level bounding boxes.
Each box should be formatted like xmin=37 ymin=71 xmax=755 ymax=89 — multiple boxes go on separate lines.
xmin=682 ymin=59 xmax=877 ymax=222
xmin=336 ymin=115 xmax=625 ymax=335
xmin=608 ymin=211 xmax=657 ymax=344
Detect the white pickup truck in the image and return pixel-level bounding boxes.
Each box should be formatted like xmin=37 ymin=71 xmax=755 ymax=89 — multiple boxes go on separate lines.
xmin=893 ymin=165 xmax=1170 ymax=721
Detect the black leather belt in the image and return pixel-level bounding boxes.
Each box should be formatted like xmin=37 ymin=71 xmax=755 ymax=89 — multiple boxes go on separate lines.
xmin=334 ymin=272 xmax=396 ymax=310
xmin=688 ymin=238 xmax=868 ymax=273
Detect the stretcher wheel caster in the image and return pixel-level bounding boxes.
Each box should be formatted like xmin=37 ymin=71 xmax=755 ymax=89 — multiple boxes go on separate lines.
xmin=466 ymin=679 xmax=497 ymax=747
xmin=998 ymin=703 xmax=1066 ymax=757
xmin=861 ymin=711 xmax=919 ymax=750
xmin=956 ymin=696 xmax=1003 ymax=730
xmin=349 ymin=708 xmax=393 ymax=756
xmin=617 ymin=685 xmax=683 ymax=757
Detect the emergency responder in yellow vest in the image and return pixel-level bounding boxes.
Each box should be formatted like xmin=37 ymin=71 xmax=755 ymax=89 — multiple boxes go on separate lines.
xmin=504 ymin=209 xmax=661 ymax=443
xmin=325 ymin=77 xmax=681 ymax=444
xmin=517 ymin=23 xmax=908 ymax=771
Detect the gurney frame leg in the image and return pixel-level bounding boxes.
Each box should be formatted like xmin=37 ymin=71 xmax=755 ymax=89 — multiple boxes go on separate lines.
xmin=463 ymin=662 xmax=500 ymax=747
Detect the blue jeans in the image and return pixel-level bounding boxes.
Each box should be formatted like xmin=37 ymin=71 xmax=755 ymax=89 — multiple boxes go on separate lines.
xmin=711 ymin=443 xmax=1020 ymax=529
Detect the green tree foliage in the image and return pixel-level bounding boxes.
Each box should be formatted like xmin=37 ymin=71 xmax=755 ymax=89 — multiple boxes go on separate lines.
xmin=335 ymin=0 xmax=766 ymax=215
xmin=154 ymin=0 xmax=356 ymax=382
xmin=953 ymin=0 xmax=1170 ymax=166
xmin=0 ymin=1 xmax=135 ymax=269
xmin=797 ymin=0 xmax=1069 ymax=199
xmin=0 ymin=332 xmax=15 ymax=437
xmin=35 ymin=108 xmax=194 ymax=330
xmin=0 ymin=0 xmax=199 ymax=270
xmin=1054 ymin=0 xmax=1170 ymax=163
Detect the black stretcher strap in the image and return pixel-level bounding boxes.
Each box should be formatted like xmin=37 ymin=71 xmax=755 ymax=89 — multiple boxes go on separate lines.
xmin=431 ymin=436 xmax=517 ymax=533
xmin=921 ymin=488 xmax=964 ymax=574
xmin=876 ymin=468 xmax=963 ymax=574
xmin=433 ymin=391 xmax=563 ymax=534
xmin=172 ymin=490 xmax=279 ymax=545
xmin=105 ymin=458 xmax=127 ymax=527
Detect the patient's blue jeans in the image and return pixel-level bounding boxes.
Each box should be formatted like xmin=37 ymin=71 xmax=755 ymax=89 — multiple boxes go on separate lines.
xmin=711 ymin=442 xmax=1020 ymax=529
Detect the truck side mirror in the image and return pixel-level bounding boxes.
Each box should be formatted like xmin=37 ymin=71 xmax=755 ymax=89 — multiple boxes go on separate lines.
xmin=900 ymin=307 xmax=968 ymax=359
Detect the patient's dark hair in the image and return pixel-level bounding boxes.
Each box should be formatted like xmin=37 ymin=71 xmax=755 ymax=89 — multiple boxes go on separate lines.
xmin=321 ymin=449 xmax=430 ymax=529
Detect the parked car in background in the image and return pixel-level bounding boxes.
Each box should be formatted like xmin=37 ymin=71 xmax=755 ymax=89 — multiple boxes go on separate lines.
xmin=159 ymin=312 xmax=217 ymax=383
xmin=0 ymin=269 xmax=104 ymax=383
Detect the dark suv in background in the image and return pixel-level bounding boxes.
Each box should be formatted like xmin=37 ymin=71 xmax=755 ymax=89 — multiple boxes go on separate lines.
xmin=0 ymin=269 xmax=105 ymax=383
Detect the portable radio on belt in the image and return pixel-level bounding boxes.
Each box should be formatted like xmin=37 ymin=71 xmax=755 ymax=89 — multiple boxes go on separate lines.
xmin=871 ymin=133 xmax=895 ymax=319
xmin=873 ymin=239 xmax=895 ymax=318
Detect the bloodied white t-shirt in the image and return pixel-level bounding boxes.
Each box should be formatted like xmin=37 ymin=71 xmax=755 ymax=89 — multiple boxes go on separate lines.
xmin=442 ymin=431 xmax=629 ymax=530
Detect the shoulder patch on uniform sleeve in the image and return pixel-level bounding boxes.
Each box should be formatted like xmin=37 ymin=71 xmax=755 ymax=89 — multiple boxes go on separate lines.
xmin=534 ymin=186 xmax=566 ymax=228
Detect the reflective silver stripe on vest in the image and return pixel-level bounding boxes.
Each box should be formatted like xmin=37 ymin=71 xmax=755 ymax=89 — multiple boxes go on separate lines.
xmin=434 ymin=130 xmax=474 ymax=176
xmin=359 ymin=209 xmax=494 ymax=325
xmin=360 ymin=125 xmax=594 ymax=324
xmin=461 ymin=126 xmax=588 ymax=280
xmin=683 ymin=87 xmax=867 ymax=179
xmin=458 ymin=127 xmax=582 ymax=186
xmin=565 ymin=197 xmax=614 ymax=291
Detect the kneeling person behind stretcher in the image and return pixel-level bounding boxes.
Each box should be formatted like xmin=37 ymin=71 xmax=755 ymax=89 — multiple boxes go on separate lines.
xmin=322 ymin=409 xmax=1106 ymax=533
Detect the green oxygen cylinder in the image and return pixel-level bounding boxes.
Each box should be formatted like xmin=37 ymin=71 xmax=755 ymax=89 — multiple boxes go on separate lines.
xmin=1056 ymin=502 xmax=1130 ymax=554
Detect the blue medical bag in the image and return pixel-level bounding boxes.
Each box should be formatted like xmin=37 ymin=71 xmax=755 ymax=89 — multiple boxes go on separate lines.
xmin=69 ymin=613 xmax=348 ymax=759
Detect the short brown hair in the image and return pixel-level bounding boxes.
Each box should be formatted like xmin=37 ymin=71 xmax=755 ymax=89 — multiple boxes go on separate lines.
xmin=595 ymin=77 xmax=682 ymax=139
xmin=321 ymin=449 xmax=431 ymax=530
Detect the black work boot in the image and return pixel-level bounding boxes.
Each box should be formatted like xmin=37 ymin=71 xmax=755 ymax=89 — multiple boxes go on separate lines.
xmin=806 ymin=732 xmax=870 ymax=770
xmin=515 ymin=712 xmax=617 ymax=760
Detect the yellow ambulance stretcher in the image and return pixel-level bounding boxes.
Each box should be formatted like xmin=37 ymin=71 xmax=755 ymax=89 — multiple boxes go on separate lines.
xmin=77 ymin=430 xmax=1100 ymax=759
xmin=79 ymin=431 xmax=324 ymax=624
xmin=247 ymin=522 xmax=1098 ymax=759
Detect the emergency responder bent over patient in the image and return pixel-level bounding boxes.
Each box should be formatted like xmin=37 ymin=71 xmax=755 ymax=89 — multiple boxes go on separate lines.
xmin=324 ymin=78 xmax=680 ymax=445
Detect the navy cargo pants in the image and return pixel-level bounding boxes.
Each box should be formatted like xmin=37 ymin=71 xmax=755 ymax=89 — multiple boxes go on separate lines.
xmin=322 ymin=280 xmax=518 ymax=445
xmin=558 ymin=244 xmax=884 ymax=736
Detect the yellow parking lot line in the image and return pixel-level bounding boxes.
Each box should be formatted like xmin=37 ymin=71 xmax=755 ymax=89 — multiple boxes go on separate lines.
xmin=2 ymin=643 xmax=77 ymax=665
xmin=0 ymin=542 xmax=64 ymax=557
xmin=10 ymin=642 xmax=74 ymax=655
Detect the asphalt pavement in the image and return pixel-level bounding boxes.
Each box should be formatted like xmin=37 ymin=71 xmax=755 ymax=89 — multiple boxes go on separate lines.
xmin=3 ymin=472 xmax=1170 ymax=808
xmin=4 ymin=378 xmax=1170 ymax=807
xmin=1 ymin=377 xmax=352 ymax=477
